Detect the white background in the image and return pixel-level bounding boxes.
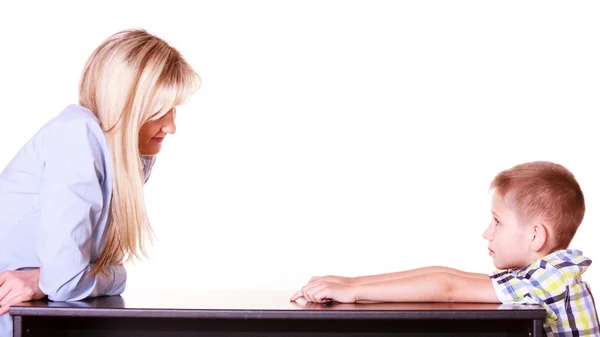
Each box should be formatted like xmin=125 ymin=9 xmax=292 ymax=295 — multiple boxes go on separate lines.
xmin=1 ymin=1 xmax=599 ymax=299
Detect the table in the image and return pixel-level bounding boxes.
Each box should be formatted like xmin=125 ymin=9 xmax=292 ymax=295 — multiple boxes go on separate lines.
xmin=9 ymin=290 xmax=547 ymax=337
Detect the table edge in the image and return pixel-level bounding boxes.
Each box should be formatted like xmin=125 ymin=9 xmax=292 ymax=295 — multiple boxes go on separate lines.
xmin=9 ymin=307 xmax=548 ymax=320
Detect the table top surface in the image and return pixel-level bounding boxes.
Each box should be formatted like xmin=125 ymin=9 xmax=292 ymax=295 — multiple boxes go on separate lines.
xmin=10 ymin=290 xmax=546 ymax=320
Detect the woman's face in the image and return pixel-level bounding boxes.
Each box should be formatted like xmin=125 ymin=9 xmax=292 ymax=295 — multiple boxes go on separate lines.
xmin=138 ymin=108 xmax=176 ymax=155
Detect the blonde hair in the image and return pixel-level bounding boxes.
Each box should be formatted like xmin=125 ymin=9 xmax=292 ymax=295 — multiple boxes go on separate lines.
xmin=79 ymin=29 xmax=201 ymax=275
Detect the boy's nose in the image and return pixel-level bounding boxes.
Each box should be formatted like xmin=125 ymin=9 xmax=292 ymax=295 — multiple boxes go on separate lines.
xmin=482 ymin=224 xmax=494 ymax=241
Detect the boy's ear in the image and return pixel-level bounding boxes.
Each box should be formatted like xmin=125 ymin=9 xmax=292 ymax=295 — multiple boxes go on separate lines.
xmin=530 ymin=223 xmax=549 ymax=252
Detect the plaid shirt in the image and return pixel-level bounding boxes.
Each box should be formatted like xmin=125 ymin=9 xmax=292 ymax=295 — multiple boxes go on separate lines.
xmin=490 ymin=249 xmax=600 ymax=337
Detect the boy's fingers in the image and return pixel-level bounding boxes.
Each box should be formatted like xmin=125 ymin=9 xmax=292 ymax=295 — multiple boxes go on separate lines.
xmin=305 ymin=288 xmax=318 ymax=303
xmin=290 ymin=290 xmax=304 ymax=301
xmin=315 ymin=289 xmax=330 ymax=303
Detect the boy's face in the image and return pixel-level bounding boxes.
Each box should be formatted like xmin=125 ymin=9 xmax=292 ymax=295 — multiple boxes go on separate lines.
xmin=483 ymin=192 xmax=532 ymax=270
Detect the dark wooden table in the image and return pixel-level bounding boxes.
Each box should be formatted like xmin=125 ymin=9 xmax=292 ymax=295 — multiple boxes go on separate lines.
xmin=10 ymin=290 xmax=546 ymax=337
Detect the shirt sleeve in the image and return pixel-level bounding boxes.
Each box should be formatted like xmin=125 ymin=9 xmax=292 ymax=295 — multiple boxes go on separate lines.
xmin=489 ymin=261 xmax=565 ymax=306
xmin=37 ymin=120 xmax=126 ymax=302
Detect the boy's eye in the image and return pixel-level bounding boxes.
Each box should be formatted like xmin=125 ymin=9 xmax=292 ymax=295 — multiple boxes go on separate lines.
xmin=494 ymin=217 xmax=500 ymax=226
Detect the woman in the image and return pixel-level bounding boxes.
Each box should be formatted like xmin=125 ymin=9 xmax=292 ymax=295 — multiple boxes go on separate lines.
xmin=0 ymin=29 xmax=201 ymax=334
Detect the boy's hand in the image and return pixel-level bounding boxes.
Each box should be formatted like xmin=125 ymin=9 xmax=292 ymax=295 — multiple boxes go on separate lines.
xmin=0 ymin=269 xmax=46 ymax=315
xmin=290 ymin=280 xmax=358 ymax=303
xmin=308 ymin=275 xmax=355 ymax=285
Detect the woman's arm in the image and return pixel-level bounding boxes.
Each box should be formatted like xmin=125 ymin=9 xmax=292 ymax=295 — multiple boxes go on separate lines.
xmin=37 ymin=120 xmax=126 ymax=302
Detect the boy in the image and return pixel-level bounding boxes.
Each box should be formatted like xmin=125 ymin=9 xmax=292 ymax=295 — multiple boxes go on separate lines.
xmin=290 ymin=161 xmax=599 ymax=336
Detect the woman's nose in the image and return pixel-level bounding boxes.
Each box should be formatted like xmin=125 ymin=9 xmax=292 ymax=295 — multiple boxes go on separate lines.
xmin=162 ymin=111 xmax=176 ymax=134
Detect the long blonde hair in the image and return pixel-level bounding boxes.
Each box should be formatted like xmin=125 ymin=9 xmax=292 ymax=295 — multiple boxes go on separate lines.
xmin=79 ymin=29 xmax=201 ymax=275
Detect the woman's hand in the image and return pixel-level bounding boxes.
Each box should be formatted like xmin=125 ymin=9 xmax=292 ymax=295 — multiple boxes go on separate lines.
xmin=0 ymin=269 xmax=46 ymax=315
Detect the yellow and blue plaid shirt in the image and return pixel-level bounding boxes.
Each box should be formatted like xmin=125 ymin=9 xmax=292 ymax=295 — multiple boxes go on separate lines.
xmin=490 ymin=249 xmax=600 ymax=337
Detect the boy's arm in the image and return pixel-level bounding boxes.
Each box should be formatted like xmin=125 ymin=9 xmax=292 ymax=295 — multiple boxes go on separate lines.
xmin=292 ymin=272 xmax=500 ymax=303
xmin=310 ymin=267 xmax=489 ymax=286
xmin=351 ymin=266 xmax=489 ymax=284
xmin=357 ymin=272 xmax=500 ymax=303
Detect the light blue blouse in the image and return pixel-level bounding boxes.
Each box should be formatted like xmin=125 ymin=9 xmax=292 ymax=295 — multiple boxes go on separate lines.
xmin=0 ymin=104 xmax=154 ymax=335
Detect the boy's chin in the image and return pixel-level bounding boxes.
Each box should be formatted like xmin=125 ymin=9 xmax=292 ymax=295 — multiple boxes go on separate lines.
xmin=493 ymin=259 xmax=523 ymax=271
xmin=492 ymin=259 xmax=509 ymax=270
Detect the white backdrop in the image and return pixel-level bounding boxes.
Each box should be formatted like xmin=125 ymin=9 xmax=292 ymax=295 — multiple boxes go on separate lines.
xmin=1 ymin=1 xmax=599 ymax=299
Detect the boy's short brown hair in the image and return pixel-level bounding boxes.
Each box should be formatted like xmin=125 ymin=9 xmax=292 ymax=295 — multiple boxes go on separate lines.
xmin=490 ymin=161 xmax=585 ymax=249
